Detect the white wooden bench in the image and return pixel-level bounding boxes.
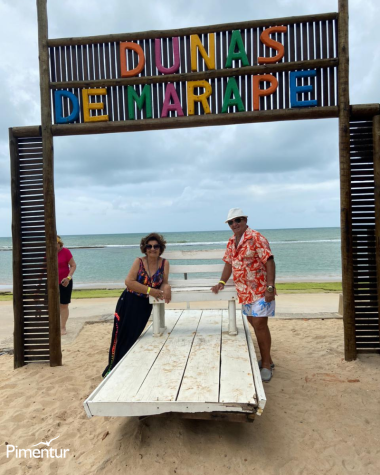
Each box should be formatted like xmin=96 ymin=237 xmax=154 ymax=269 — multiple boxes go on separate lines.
xmin=149 ymin=250 xmax=238 ymax=337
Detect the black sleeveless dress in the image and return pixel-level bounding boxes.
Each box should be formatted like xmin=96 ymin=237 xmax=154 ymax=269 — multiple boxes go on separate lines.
xmin=102 ymin=258 xmax=166 ymax=377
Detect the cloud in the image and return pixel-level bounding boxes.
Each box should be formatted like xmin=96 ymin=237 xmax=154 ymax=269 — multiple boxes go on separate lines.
xmin=0 ymin=0 xmax=378 ymax=236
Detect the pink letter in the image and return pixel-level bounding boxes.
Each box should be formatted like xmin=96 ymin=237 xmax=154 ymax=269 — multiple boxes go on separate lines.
xmin=161 ymin=83 xmax=184 ymax=117
xmin=155 ymin=38 xmax=180 ymax=74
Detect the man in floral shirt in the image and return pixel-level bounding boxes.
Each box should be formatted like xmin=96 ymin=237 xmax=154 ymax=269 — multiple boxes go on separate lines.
xmin=211 ymin=208 xmax=276 ymax=382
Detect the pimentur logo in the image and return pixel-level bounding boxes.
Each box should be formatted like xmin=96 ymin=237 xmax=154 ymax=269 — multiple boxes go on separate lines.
xmin=6 ymin=435 xmax=70 ymax=459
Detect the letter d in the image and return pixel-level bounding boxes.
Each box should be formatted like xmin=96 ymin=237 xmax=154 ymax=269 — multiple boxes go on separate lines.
xmin=54 ymin=90 xmax=79 ymax=124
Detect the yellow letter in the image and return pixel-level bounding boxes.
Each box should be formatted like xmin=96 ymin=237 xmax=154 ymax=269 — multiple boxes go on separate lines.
xmin=190 ymin=34 xmax=215 ymax=72
xmin=82 ymin=88 xmax=109 ymax=122
xmin=187 ymin=80 xmax=212 ymax=115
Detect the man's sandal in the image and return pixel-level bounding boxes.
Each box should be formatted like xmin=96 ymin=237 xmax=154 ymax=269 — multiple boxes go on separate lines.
xmin=260 ymin=368 xmax=273 ymax=382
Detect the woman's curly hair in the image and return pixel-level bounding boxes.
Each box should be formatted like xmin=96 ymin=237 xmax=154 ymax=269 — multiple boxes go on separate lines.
xmin=140 ymin=233 xmax=166 ymax=256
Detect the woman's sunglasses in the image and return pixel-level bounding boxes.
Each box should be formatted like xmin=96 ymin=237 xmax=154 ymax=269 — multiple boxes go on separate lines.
xmin=227 ymin=217 xmax=243 ymax=226
xmin=146 ymin=244 xmax=160 ymax=250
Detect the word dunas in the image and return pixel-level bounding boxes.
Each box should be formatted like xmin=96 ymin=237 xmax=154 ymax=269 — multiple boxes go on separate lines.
xmin=55 ymin=27 xmax=318 ymax=124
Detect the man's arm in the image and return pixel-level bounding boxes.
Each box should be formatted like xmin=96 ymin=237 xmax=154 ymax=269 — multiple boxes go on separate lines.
xmin=264 ymin=256 xmax=276 ymax=302
xmin=211 ymin=262 xmax=232 ymax=294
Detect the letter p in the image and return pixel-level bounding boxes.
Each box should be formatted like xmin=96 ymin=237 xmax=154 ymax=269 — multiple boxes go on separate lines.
xmin=6 ymin=445 xmax=15 ymax=457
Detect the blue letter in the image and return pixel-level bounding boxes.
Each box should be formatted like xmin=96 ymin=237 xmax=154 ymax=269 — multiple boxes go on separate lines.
xmin=290 ymin=70 xmax=318 ymax=108
xmin=54 ymin=90 xmax=79 ymax=124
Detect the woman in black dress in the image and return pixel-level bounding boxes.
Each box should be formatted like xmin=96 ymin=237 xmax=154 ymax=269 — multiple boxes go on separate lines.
xmin=102 ymin=233 xmax=171 ymax=377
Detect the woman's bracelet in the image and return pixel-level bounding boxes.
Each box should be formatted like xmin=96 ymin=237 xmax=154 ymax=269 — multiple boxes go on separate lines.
xmin=219 ymin=280 xmax=226 ymax=285
xmin=66 ymin=275 xmax=72 ymax=280
xmin=147 ymin=286 xmax=151 ymax=295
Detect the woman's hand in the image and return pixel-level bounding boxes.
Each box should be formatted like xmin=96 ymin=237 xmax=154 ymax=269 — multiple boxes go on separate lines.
xmin=61 ymin=278 xmax=70 ymax=288
xmin=150 ymin=288 xmax=164 ymax=300
xmin=162 ymin=284 xmax=171 ymax=304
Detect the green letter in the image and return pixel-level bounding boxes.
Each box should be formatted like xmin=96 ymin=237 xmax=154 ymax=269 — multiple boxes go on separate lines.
xmin=221 ymin=78 xmax=245 ymax=113
xmin=225 ymin=31 xmax=249 ymax=68
xmin=127 ymin=85 xmax=152 ymax=120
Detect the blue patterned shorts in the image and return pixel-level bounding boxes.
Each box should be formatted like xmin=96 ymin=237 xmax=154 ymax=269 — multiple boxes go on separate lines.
xmin=242 ymin=297 xmax=276 ymax=317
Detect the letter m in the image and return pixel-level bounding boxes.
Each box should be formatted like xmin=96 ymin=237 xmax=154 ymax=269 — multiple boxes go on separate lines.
xmin=127 ymin=85 xmax=152 ymax=120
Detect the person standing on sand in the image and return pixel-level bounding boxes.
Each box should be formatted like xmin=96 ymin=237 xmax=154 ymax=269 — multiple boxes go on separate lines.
xmin=102 ymin=233 xmax=171 ymax=378
xmin=57 ymin=236 xmax=76 ymax=335
xmin=211 ymin=208 xmax=276 ymax=382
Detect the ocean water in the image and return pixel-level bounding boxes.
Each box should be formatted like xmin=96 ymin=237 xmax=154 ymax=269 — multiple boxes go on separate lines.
xmin=0 ymin=228 xmax=341 ymax=287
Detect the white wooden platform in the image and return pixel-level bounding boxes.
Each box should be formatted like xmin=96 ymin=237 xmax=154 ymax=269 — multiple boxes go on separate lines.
xmin=84 ymin=309 xmax=266 ymax=420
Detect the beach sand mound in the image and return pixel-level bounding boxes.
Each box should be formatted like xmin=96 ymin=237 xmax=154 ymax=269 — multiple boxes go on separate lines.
xmin=0 ymin=319 xmax=379 ymax=475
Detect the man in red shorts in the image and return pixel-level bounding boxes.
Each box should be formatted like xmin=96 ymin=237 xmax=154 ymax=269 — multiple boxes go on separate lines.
xmin=211 ymin=208 xmax=276 ymax=382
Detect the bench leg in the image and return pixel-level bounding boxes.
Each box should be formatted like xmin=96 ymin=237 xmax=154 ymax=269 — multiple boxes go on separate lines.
xmin=153 ymin=304 xmax=162 ymax=337
xmin=159 ymin=303 xmax=166 ymax=333
xmin=228 ymin=300 xmax=238 ymax=335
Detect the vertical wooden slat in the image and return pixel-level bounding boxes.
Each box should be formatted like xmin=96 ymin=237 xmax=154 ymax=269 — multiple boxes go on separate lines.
xmin=338 ymin=0 xmax=356 ymax=361
xmin=373 ymin=115 xmax=380 ymax=330
xmin=9 ymin=129 xmax=24 ymax=368
xmin=36 ymin=0 xmax=62 ymax=367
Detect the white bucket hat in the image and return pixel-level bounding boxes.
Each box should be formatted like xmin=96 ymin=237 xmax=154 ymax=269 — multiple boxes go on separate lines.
xmin=225 ymin=208 xmax=248 ymax=223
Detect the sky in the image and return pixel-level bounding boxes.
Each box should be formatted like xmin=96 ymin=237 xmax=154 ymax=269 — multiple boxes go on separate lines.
xmin=0 ymin=0 xmax=379 ymax=236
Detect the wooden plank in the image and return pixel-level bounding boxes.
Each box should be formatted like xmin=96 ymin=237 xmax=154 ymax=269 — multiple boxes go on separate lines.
xmin=50 ymin=106 xmax=339 ymax=137
xmin=133 ymin=310 xmax=202 ymax=402
xmin=163 ymin=250 xmax=224 ymax=260
xmin=219 ymin=311 xmax=256 ymax=405
xmin=168 ymin=278 xmax=232 ymax=287
xmin=37 ymin=0 xmax=61 ymax=367
xmin=50 ymin=58 xmax=338 ymax=89
xmin=86 ymin=400 xmax=254 ymax=418
xmin=92 ymin=311 xmax=182 ymax=403
xmin=150 ymin=288 xmax=237 ymax=304
xmin=170 ymin=264 xmax=224 ymax=273
xmin=177 ymin=310 xmax=222 ymax=402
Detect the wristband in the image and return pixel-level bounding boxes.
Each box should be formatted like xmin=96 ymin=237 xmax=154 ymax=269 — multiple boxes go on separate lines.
xmin=67 ymin=275 xmax=72 ymax=280
xmin=219 ymin=280 xmax=226 ymax=285
xmin=147 ymin=287 xmax=151 ymax=294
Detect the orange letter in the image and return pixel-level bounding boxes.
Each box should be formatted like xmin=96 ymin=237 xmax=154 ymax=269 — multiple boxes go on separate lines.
xmin=252 ymin=74 xmax=278 ymax=111
xmin=120 ymin=42 xmax=145 ymax=78
xmin=82 ymin=88 xmax=109 ymax=122
xmin=187 ymin=80 xmax=212 ymax=115
xmin=190 ymin=34 xmax=215 ymax=71
xmin=258 ymin=26 xmax=287 ymax=64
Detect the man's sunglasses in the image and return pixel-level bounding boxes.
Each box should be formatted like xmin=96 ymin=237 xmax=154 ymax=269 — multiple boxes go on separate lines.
xmin=227 ymin=217 xmax=243 ymax=226
xmin=146 ymin=244 xmax=160 ymax=250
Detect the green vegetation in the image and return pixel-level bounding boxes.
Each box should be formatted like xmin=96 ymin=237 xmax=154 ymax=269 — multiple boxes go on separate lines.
xmin=0 ymin=282 xmax=342 ymax=301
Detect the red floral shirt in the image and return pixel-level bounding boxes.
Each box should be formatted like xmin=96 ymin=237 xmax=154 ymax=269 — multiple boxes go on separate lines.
xmin=223 ymin=227 xmax=273 ymax=304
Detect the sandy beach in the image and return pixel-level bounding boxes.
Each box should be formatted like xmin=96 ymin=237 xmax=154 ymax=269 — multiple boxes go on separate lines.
xmin=0 ymin=295 xmax=379 ymax=475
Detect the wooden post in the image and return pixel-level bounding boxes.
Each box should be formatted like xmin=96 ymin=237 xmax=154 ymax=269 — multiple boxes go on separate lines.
xmin=373 ymin=114 xmax=380 ymax=330
xmin=36 ymin=0 xmax=61 ymax=366
xmin=9 ymin=129 xmax=24 ymax=368
xmin=338 ymin=0 xmax=356 ymax=360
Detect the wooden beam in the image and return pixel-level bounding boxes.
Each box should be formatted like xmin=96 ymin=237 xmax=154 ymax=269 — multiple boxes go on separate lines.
xmin=11 ymin=126 xmax=41 ymax=138
xmin=9 ymin=129 xmax=24 ymax=368
xmin=36 ymin=0 xmax=62 ymax=367
xmin=338 ymin=0 xmax=356 ymax=361
xmin=149 ymin=411 xmax=255 ymax=423
xmin=47 ymin=12 xmax=338 ymax=47
xmin=50 ymin=106 xmax=339 ymax=137
xmin=50 ymin=58 xmax=339 ymax=89
xmin=351 ymin=104 xmax=380 ymax=120
xmin=373 ymin=114 xmax=380 ymax=333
